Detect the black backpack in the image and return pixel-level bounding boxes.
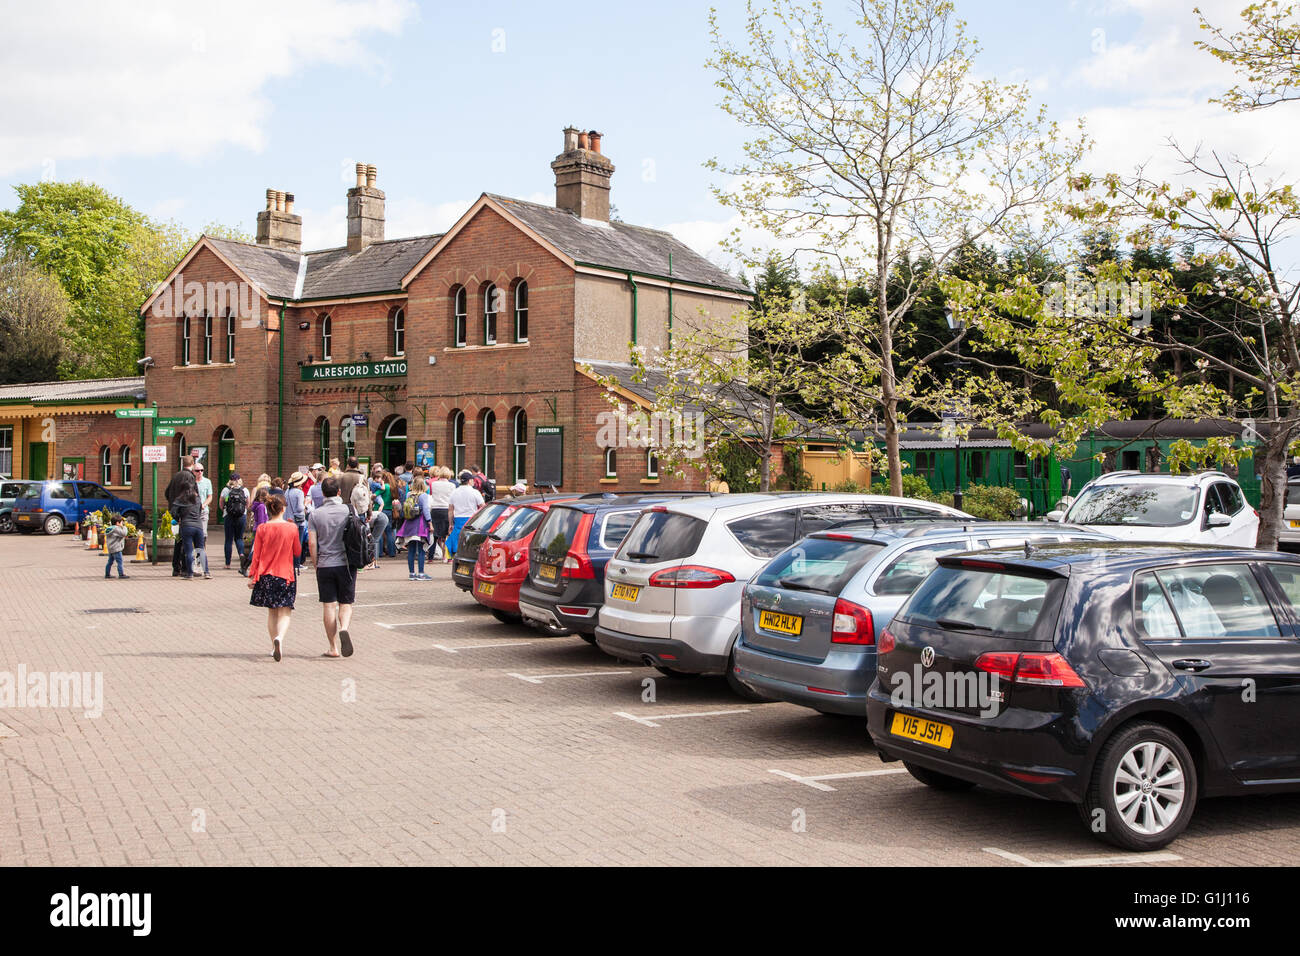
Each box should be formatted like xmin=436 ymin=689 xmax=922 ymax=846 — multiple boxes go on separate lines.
xmin=483 ymin=478 xmax=497 ymax=502
xmin=343 ymin=509 xmax=374 ymax=569
xmin=224 ymin=487 xmax=247 ymax=518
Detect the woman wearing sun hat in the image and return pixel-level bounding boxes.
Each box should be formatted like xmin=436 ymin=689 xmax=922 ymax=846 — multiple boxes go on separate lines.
xmin=286 ymin=471 xmax=309 ymax=571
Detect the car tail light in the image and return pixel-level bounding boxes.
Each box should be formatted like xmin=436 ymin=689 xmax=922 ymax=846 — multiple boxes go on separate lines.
xmin=878 ymin=629 xmax=896 ymax=654
xmin=648 ymin=505 xmax=668 ymax=513
xmin=822 ymin=532 xmax=855 ymax=541
xmin=975 ymin=652 xmax=1085 ymax=688
xmin=831 ymin=598 xmax=874 ymax=645
xmin=561 ymin=515 xmax=596 ymax=578
xmin=1014 ymin=653 xmax=1086 ymax=687
xmin=1005 ymin=770 xmax=1064 ymax=784
xmin=648 ymin=565 xmax=735 ymax=588
xmin=959 ymin=559 xmax=1006 ymax=570
xmin=807 ymin=686 xmax=848 ymax=695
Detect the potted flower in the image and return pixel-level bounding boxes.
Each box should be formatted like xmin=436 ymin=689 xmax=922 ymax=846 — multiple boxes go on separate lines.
xmin=152 ymin=510 xmax=176 ymax=563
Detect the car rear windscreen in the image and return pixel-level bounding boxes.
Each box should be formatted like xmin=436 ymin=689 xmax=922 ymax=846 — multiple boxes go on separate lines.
xmin=533 ymin=506 xmax=584 ymax=560
xmin=466 ymin=502 xmax=510 ymax=532
xmin=618 ymin=511 xmax=707 ymax=563
xmin=898 ymin=565 xmax=1062 ymax=639
xmin=752 ymin=537 xmax=885 ymax=594
xmin=492 ymin=506 xmax=545 ymax=542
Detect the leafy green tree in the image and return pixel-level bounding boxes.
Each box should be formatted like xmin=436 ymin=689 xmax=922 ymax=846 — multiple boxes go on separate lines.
xmin=707 ymin=0 xmax=1086 ymax=495
xmin=1197 ymin=2 xmax=1300 ymax=111
xmin=0 ymin=253 xmax=72 ymax=383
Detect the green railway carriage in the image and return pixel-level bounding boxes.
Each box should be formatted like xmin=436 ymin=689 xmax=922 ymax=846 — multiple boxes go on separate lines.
xmin=872 ymin=419 xmax=1261 ymax=516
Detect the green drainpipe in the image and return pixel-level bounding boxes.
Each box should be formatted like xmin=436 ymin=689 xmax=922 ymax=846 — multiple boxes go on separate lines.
xmin=667 ymin=252 xmax=673 ymax=348
xmin=627 ymin=273 xmax=638 ymax=346
xmin=277 ymin=301 xmax=286 ymax=477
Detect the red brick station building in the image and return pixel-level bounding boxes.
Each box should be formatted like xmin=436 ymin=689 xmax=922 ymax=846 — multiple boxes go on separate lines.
xmin=0 ymin=129 xmax=753 ymax=517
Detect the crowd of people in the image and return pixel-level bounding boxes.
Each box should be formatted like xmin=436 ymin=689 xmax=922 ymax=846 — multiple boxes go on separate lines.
xmin=162 ymin=455 xmax=524 ymax=661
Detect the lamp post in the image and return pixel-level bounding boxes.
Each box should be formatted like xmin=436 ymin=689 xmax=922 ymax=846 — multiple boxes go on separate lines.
xmin=945 ymin=306 xmax=967 ymax=512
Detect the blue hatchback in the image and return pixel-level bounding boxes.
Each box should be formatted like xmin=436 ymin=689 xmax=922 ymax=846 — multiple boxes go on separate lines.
xmin=12 ymin=480 xmax=145 ymax=536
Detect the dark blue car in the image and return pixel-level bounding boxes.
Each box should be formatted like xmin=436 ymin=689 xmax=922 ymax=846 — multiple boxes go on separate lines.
xmin=12 ymin=480 xmax=145 ymax=536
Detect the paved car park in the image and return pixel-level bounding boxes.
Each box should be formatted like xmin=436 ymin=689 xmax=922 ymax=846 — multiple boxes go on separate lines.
xmin=2 ymin=534 xmax=1299 ymax=866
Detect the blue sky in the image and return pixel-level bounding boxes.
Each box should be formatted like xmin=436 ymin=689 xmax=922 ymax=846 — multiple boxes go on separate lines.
xmin=0 ymin=0 xmax=1283 ymax=268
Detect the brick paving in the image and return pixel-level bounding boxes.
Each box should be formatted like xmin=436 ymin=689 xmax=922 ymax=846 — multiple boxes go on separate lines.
xmin=1 ymin=533 xmax=1297 ymax=865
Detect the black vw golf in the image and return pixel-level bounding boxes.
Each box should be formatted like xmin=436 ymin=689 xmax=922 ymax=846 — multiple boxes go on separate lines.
xmin=867 ymin=542 xmax=1300 ymax=851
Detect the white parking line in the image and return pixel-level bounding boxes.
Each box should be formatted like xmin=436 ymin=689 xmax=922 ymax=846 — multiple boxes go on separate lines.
xmin=614 ymin=708 xmax=750 ymax=728
xmin=433 ymin=642 xmax=533 ymax=654
xmin=374 ymin=620 xmax=467 ymax=629
xmin=509 ymin=670 xmax=633 ymax=684
xmin=353 ymin=602 xmax=409 ymax=608
xmin=768 ymin=768 xmax=908 ymax=791
xmin=983 ymin=846 xmax=1182 ymax=866
xmin=0 ymin=721 xmax=16 ymax=738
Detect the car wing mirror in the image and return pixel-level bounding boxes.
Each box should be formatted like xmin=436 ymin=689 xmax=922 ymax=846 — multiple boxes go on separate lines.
xmin=1043 ymin=510 xmax=1064 ymax=523
xmin=1207 ymin=512 xmax=1232 ymax=527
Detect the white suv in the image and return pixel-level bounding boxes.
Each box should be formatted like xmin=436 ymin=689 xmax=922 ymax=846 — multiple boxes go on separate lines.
xmin=1050 ymin=471 xmax=1258 ymax=546
xmin=593 ymin=493 xmax=973 ymax=696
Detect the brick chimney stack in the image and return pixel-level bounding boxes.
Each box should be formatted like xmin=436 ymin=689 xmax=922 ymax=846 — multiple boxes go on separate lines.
xmin=551 ymin=127 xmax=615 ymax=221
xmin=255 ymin=187 xmax=303 ymax=252
xmin=347 ymin=162 xmax=385 ymax=254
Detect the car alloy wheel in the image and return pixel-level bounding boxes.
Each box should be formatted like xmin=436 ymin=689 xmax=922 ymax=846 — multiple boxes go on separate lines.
xmin=0 ymin=514 xmax=11 ymax=534
xmin=1083 ymin=721 xmax=1197 ymax=851
xmin=43 ymin=513 xmax=65 ymax=536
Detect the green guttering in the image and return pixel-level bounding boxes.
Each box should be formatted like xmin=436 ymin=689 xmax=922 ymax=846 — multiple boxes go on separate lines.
xmin=274 ymin=299 xmax=287 ymax=477
xmin=667 ymin=252 xmax=673 ymax=348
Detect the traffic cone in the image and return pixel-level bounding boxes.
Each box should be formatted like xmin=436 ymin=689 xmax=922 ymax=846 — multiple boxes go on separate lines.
xmin=100 ymin=531 xmax=107 ymax=553
xmin=86 ymin=525 xmax=98 ymax=549
xmin=133 ymin=534 xmax=148 ymax=563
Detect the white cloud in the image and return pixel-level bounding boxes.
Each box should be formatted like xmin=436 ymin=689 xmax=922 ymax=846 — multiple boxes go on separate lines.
xmin=0 ymin=0 xmax=416 ymax=177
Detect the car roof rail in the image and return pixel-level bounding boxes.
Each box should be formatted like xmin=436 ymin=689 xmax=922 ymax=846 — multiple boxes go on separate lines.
xmin=1097 ymin=470 xmax=1142 ymax=480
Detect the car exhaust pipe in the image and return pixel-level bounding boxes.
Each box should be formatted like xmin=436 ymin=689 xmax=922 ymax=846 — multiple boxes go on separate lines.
xmin=641 ymin=655 xmax=658 ymax=669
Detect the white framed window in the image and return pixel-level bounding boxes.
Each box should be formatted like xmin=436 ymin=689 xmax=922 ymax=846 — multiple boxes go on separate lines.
xmin=604 ymin=447 xmax=617 ymax=479
xmin=392 ymin=307 xmax=405 ymax=357
xmin=646 ymin=448 xmax=659 ymax=479
xmin=181 ymin=315 xmax=191 ymax=366
xmin=452 ymin=410 xmax=465 ymax=474
xmin=514 ymin=281 xmax=528 ymax=343
xmin=0 ymin=426 xmax=12 ymax=476
xmin=318 ymin=418 xmax=330 ymax=466
xmin=203 ymin=312 xmax=213 ymax=364
xmin=226 ymin=310 xmax=236 ymax=363
xmin=512 ymin=409 xmax=527 ymax=483
xmin=484 ymin=284 xmax=498 ymax=345
xmin=320 ymin=314 xmax=333 ymax=361
xmin=482 ymin=410 xmax=496 ymax=477
xmin=121 ymin=445 xmax=131 ymax=485
xmin=100 ymin=446 xmax=112 ymax=486
xmin=454 ymin=287 xmax=467 ymax=347
xmin=339 ymin=415 xmax=355 ymax=459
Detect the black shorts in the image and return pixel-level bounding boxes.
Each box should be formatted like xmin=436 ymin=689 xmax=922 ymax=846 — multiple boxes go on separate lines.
xmin=316 ymin=564 xmax=357 ymax=605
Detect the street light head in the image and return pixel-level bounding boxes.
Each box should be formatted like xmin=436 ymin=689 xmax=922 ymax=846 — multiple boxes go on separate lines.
xmin=945 ymin=306 xmax=964 ymax=332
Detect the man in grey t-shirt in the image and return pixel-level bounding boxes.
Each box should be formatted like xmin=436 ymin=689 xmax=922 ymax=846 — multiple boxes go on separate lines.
xmin=307 ymin=476 xmax=355 ymax=658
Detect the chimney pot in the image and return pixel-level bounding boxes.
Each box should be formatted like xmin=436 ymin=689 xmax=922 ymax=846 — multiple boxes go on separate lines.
xmin=552 ymin=125 xmax=615 ymax=221
xmin=285 ymin=193 xmax=295 ymax=214
xmin=589 ymin=131 xmax=602 ymax=153
xmin=265 ymin=188 xmax=275 ymax=211
xmin=577 ymin=131 xmax=589 ymax=150
xmin=275 ymin=190 xmax=286 ymax=212
xmin=355 ymin=163 xmax=366 ymax=187
xmin=366 ymin=164 xmax=377 ymax=188
xmin=256 ymin=186 xmax=302 ymax=252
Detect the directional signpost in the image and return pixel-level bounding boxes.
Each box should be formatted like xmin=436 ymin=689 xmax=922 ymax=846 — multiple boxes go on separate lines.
xmin=156 ymin=427 xmax=176 ymax=438
xmin=159 ymin=417 xmax=195 ymax=427
xmin=115 ymin=410 xmax=197 ymax=564
xmin=114 ymin=408 xmax=156 ymax=419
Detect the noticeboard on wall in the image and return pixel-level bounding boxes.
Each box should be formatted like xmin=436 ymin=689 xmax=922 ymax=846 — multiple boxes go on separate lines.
xmin=535 ymin=426 xmax=563 ymax=488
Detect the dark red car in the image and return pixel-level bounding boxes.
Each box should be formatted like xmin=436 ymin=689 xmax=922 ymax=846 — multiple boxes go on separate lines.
xmin=472 ymin=498 xmax=574 ymax=627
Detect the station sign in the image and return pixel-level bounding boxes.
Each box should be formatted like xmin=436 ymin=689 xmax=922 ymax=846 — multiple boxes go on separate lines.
xmin=301 ymin=360 xmax=408 ymax=382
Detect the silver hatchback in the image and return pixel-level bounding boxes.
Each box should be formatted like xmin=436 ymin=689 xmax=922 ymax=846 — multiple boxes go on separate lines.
xmin=593 ymin=493 xmax=973 ymax=696
xmin=733 ymin=522 xmax=1112 ymax=715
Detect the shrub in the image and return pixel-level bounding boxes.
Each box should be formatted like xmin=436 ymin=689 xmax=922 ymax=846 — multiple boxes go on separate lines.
xmin=947 ymin=485 xmax=1023 ymax=520
xmin=870 ymin=475 xmax=941 ymax=502
xmin=156 ymin=510 xmax=175 ymax=540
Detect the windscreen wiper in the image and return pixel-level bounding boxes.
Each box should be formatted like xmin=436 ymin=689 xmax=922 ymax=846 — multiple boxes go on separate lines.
xmin=626 ymin=551 xmax=659 ymax=560
xmin=935 ymin=617 xmax=991 ymax=631
xmin=775 ymin=578 xmax=832 ymax=594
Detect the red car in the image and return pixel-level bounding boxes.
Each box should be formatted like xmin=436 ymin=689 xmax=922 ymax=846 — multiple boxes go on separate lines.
xmin=472 ymin=498 xmax=574 ymax=629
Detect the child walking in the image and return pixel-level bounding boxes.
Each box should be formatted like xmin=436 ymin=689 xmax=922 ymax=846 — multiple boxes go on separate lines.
xmin=104 ymin=515 xmax=129 ymax=579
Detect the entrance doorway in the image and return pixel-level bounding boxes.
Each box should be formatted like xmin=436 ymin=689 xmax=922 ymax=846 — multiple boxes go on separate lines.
xmin=28 ymin=443 xmax=48 ymax=480
xmin=383 ymin=417 xmax=407 ymax=472
xmin=217 ymin=427 xmax=235 ymax=485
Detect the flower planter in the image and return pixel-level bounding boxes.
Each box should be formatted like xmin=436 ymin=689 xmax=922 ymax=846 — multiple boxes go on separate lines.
xmin=152 ymin=538 xmax=175 ymax=563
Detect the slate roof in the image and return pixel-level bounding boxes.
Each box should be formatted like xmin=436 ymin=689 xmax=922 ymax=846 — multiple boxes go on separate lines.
xmin=194 ymin=195 xmax=748 ymax=305
xmin=487 ymin=195 xmax=750 ymax=294
xmin=0 ymin=377 xmax=146 ymax=405
xmin=206 ymin=234 xmax=441 ymax=301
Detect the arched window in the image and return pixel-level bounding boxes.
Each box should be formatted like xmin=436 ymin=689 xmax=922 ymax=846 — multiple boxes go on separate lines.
xmin=320 ymin=314 xmax=333 ymax=361
xmin=605 ymin=447 xmax=617 ymax=479
xmin=121 ymin=445 xmax=132 ymax=486
xmin=203 ymin=312 xmax=213 ymax=364
xmin=512 ymin=409 xmax=527 ymax=483
xmin=317 ymin=417 xmax=330 ymax=466
xmin=383 ymin=417 xmax=408 ymax=472
xmin=176 ymin=433 xmax=187 ymax=464
xmin=482 ymin=410 xmax=497 ymax=477
xmin=452 ymin=410 xmax=465 ymax=474
xmin=226 ymin=309 xmax=236 ymax=363
xmin=392 ymin=307 xmax=405 ymax=357
xmin=483 ymin=284 xmax=498 ymax=345
xmin=646 ymin=448 xmax=659 ymax=479
xmin=100 ymin=446 xmax=112 ymax=486
xmin=514 ymin=281 xmax=528 ymax=343
xmin=339 ymin=414 xmax=355 ymax=460
xmin=181 ymin=315 xmax=191 ymax=366
xmin=452 ymin=287 xmax=467 ymax=347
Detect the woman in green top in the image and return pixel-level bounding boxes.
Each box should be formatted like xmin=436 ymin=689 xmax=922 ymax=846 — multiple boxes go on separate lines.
xmin=374 ymin=466 xmax=397 ymax=558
